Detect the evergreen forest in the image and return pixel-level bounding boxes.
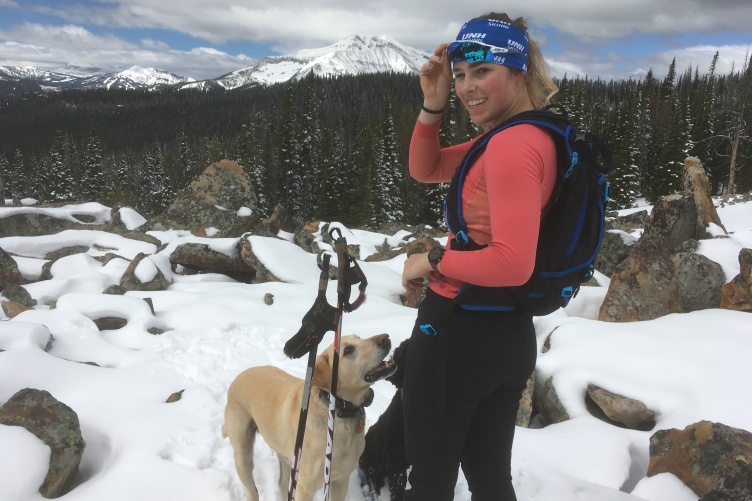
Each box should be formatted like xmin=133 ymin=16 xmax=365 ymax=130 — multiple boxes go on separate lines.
xmin=1 ymin=52 xmax=751 ymax=229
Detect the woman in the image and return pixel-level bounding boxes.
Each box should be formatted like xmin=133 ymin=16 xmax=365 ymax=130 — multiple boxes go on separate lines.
xmin=401 ymin=12 xmax=559 ymax=501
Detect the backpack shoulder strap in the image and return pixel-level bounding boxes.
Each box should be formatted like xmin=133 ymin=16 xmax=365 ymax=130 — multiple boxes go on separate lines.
xmin=445 ymin=108 xmax=572 ymax=247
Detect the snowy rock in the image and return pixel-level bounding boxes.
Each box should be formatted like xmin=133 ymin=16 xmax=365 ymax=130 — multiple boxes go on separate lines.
xmin=641 ymin=192 xmax=699 ymax=251
xmin=516 ymin=374 xmax=536 ymax=428
xmin=169 ymin=241 xmax=254 ymax=282
xmin=110 ymin=207 xmax=147 ymax=231
xmin=539 ymin=376 xmax=570 ymax=425
xmin=586 ymin=384 xmax=656 ymax=431
xmin=0 ymin=246 xmax=26 ymax=288
xmin=0 ymin=204 xmax=110 ymax=237
xmin=2 ymin=283 xmax=36 ymax=307
xmin=595 ymin=230 xmax=636 ymax=278
xmin=599 ymin=239 xmax=682 ymax=322
xmin=0 ymin=388 xmax=86 ymax=498
xmin=156 ymin=160 xmax=261 ymax=237
xmin=648 ymin=421 xmax=752 ymax=500
xmin=600 ymin=193 xmax=703 ymax=322
xmin=239 ymin=236 xmax=281 ymax=283
xmin=254 ymin=204 xmax=295 ymax=237
xmin=119 ymin=252 xmax=171 ymax=291
xmin=605 ymin=209 xmax=649 ymax=232
xmin=683 ymin=157 xmax=727 ymax=238
xmin=1 ymin=299 xmax=33 ymax=319
xmin=0 ymin=321 xmax=51 ymax=351
xmin=0 ymin=211 xmax=77 ymax=237
xmin=721 ymin=248 xmax=752 ymax=312
xmin=672 ymin=252 xmax=726 ymax=311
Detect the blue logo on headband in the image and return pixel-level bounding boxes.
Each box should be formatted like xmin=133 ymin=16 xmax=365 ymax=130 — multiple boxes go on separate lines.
xmin=449 ymin=19 xmax=528 ymax=73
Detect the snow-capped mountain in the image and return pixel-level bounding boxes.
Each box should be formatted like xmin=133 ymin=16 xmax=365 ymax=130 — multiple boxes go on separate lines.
xmin=190 ymin=34 xmax=429 ymax=90
xmin=0 ymin=35 xmax=429 ymax=96
xmin=0 ymin=64 xmax=194 ymax=94
xmin=94 ymin=66 xmax=196 ymax=90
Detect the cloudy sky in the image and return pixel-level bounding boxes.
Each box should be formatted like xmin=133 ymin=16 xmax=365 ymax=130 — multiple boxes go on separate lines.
xmin=1 ymin=0 xmax=751 ymax=81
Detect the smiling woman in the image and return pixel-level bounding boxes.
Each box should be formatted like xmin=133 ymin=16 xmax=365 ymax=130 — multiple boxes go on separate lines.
xmin=402 ymin=11 xmax=560 ymax=501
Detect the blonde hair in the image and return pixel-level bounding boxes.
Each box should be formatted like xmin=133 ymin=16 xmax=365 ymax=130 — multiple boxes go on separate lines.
xmin=473 ymin=12 xmax=559 ymax=109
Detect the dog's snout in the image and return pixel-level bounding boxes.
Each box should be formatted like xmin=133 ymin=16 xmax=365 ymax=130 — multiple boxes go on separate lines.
xmin=374 ymin=333 xmax=390 ymax=348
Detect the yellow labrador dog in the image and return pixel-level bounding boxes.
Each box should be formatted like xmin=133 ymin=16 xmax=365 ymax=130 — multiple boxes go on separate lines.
xmin=223 ymin=333 xmax=396 ymax=501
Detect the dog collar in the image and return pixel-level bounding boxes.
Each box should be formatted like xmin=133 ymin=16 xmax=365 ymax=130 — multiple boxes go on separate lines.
xmin=318 ymin=388 xmax=374 ymax=418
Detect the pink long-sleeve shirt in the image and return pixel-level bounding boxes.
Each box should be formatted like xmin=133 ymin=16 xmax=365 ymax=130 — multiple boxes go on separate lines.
xmin=409 ymin=119 xmax=558 ymax=299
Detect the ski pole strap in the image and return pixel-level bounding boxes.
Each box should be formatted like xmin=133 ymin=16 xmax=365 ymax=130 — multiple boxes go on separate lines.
xmin=343 ymin=257 xmax=367 ymax=312
xmin=283 ymin=253 xmax=337 ymax=359
xmin=328 ymin=227 xmax=368 ymax=312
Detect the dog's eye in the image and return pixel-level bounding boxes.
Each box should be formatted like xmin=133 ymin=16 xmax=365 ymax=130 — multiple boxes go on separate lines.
xmin=343 ymin=345 xmax=354 ymax=356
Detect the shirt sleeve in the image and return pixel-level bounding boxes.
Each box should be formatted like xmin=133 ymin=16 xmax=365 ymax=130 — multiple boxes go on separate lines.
xmin=408 ymin=119 xmax=474 ymax=183
xmin=439 ymin=124 xmax=558 ymax=287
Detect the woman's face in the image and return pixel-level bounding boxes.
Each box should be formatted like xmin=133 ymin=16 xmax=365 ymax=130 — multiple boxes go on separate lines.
xmin=452 ymin=61 xmax=528 ymax=132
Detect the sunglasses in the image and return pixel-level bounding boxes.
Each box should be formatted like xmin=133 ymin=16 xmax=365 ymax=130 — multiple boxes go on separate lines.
xmin=447 ymin=41 xmax=526 ymax=64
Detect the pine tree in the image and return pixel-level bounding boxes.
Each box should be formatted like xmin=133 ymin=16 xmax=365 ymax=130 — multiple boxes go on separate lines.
xmin=206 ymin=136 xmax=224 ymax=165
xmin=650 ymin=92 xmax=690 ymax=201
xmin=609 ymin=84 xmax=642 ymax=208
xmin=172 ymin=128 xmax=195 ymax=188
xmin=348 ymin=120 xmax=378 ymax=227
xmin=7 ymin=149 xmax=26 ymax=200
xmin=373 ymin=99 xmax=405 ymax=224
xmin=0 ymin=154 xmax=8 ymax=204
xmin=299 ymin=72 xmax=322 ymax=220
xmin=660 ymin=58 xmax=677 ymax=101
xmin=278 ymin=85 xmax=303 ymax=218
xmin=80 ymin=130 xmax=104 ymax=201
xmin=141 ymin=140 xmax=173 ymax=214
xmin=105 ymin=152 xmax=137 ymax=206
xmin=317 ymin=125 xmax=347 ymax=221
xmin=46 ymin=130 xmax=75 ymax=202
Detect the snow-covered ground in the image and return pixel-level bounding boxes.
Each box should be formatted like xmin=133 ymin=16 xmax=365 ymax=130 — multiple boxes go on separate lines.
xmin=0 ymin=196 xmax=751 ymax=501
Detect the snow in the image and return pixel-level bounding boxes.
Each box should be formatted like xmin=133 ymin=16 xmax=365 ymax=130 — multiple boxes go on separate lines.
xmin=118 ymin=207 xmax=147 ymax=230
xmin=0 ymin=199 xmax=751 ymax=501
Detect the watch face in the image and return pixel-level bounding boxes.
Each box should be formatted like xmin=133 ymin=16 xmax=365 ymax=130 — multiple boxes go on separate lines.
xmin=429 ymin=247 xmax=443 ymax=263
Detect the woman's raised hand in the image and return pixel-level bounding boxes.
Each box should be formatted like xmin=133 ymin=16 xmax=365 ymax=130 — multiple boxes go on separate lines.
xmin=419 ymin=43 xmax=452 ymax=113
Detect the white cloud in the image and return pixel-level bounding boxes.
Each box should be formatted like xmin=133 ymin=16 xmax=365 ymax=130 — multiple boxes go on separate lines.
xmin=2 ymin=0 xmax=751 ymax=80
xmin=0 ymin=23 xmax=252 ymax=79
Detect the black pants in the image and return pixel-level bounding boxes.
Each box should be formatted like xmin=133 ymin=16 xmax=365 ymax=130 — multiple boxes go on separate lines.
xmin=402 ymin=289 xmax=537 ymax=501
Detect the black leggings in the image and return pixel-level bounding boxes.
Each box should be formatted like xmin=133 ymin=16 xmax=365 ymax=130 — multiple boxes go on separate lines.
xmin=402 ymin=289 xmax=537 ymax=501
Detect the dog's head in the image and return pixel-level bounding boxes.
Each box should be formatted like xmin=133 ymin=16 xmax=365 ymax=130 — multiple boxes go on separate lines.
xmin=313 ymin=333 xmax=396 ymax=405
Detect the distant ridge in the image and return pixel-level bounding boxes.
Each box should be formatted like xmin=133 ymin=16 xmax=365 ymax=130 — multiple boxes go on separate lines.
xmin=0 ymin=35 xmax=429 ymax=96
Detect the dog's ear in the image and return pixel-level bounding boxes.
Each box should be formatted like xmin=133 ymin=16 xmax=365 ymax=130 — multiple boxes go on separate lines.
xmin=312 ymin=351 xmax=332 ymax=391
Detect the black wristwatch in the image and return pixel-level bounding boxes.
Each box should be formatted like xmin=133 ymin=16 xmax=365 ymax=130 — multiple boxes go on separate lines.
xmin=428 ymin=247 xmax=445 ymax=272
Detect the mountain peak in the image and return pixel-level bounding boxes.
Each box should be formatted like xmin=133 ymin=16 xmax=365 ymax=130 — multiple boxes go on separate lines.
xmin=1 ymin=35 xmax=429 ymax=95
xmin=208 ymin=34 xmax=429 ymax=89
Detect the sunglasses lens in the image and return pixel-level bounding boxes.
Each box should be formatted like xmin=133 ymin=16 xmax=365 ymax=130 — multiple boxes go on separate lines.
xmin=448 ymin=42 xmax=492 ymax=63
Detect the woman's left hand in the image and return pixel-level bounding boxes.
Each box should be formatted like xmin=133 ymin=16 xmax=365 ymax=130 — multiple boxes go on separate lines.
xmin=402 ymin=252 xmax=434 ymax=294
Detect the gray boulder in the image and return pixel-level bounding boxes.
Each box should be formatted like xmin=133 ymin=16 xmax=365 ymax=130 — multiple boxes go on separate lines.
xmin=0 ymin=388 xmax=86 ymax=498
xmin=156 ymin=159 xmax=261 ymax=237
xmin=538 ymin=376 xmax=570 ymax=425
xmin=595 ymin=230 xmax=637 ymax=277
xmin=683 ymin=156 xmax=727 ymax=237
xmin=672 ymin=252 xmax=726 ymax=311
xmin=119 ymin=253 xmax=171 ymax=291
xmin=586 ymin=384 xmax=656 ymax=430
xmin=721 ymin=248 xmax=752 ymax=313
xmin=0 ymin=246 xmax=26 ymax=289
xmin=170 ymin=242 xmax=254 ymax=282
xmin=648 ymin=421 xmax=752 ymax=500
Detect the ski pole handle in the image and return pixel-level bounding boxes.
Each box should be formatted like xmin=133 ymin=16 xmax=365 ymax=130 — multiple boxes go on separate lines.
xmin=330 ymin=228 xmax=348 ymax=296
xmin=287 ymin=254 xmax=332 ymax=501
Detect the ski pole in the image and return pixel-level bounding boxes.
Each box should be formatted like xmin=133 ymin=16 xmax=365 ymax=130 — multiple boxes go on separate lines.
xmin=322 ymin=228 xmax=348 ymax=501
xmin=286 ymin=253 xmax=333 ymax=501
